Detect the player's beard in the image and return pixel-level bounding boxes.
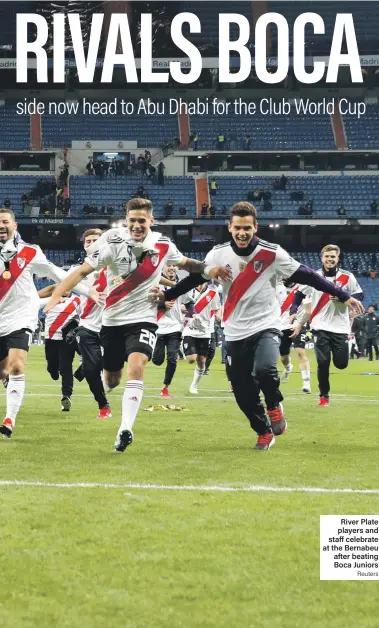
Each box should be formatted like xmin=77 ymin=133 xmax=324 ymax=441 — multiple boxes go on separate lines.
xmin=0 ymin=228 xmax=13 ymax=247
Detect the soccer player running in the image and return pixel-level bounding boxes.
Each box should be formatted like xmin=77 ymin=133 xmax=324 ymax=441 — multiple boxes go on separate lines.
xmin=291 ymin=244 xmax=364 ymax=407
xmin=182 ymin=283 xmax=221 ymax=394
xmin=152 ymin=263 xmax=194 ymax=398
xmin=40 ymin=292 xmax=81 ymax=412
xmin=155 ymin=204 xmax=364 ymax=450
xmin=75 ymin=229 xmax=112 ymax=419
xmin=43 ymin=199 xmax=230 ymax=453
xmin=278 ymin=281 xmax=312 ymax=393
xmin=0 ymin=208 xmax=98 ymax=439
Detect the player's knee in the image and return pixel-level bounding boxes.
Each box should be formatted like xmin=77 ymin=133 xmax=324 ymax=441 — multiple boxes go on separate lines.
xmin=254 ymin=363 xmax=276 ymax=381
xmin=8 ymin=359 xmax=25 ymax=376
xmin=186 ymin=355 xmax=196 ymax=364
xmin=105 ymin=371 xmax=122 ymax=389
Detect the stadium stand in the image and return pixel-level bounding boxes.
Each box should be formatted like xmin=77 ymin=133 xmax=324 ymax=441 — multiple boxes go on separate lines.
xmin=206 ymin=175 xmax=379 ymax=218
xmin=344 ymin=103 xmax=379 ymax=150
xmin=69 ymin=175 xmax=196 ymax=217
xmin=190 ymin=108 xmax=335 ymax=151
xmin=269 ymin=1 xmax=379 ymax=54
xmin=0 ymin=175 xmax=55 ymax=212
xmin=41 ymin=106 xmax=179 ymax=148
xmin=0 ymin=104 xmax=31 ymax=150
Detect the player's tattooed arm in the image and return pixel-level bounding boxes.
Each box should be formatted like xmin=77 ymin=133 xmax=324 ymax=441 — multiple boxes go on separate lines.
xmin=176 ymin=257 xmax=232 ymax=281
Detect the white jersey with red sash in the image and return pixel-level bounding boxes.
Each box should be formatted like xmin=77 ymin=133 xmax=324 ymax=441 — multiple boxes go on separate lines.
xmin=183 ymin=286 xmax=221 ymax=339
xmin=0 ymin=239 xmax=81 ymax=337
xmin=276 ymin=283 xmax=298 ymax=331
xmin=79 ymin=268 xmax=107 ymax=333
xmin=299 ymin=268 xmax=361 ymax=334
xmin=157 ymin=289 xmax=193 ymax=335
xmin=85 ymin=229 xmax=184 ymax=327
xmin=44 ymin=296 xmax=81 ymax=340
xmin=204 ymin=240 xmax=300 ymax=341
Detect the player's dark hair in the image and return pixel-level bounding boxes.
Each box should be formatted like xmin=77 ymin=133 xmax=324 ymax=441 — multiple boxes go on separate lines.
xmin=230 ymin=202 xmax=257 ymax=225
xmin=83 ymin=228 xmax=102 ymax=240
xmin=0 ymin=208 xmax=16 ymax=221
xmin=126 ymin=198 xmax=153 ymax=214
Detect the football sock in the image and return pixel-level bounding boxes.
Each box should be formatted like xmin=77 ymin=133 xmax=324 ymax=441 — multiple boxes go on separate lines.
xmin=5 ymin=374 xmax=25 ymax=426
xmin=120 ymin=380 xmax=144 ymax=432
xmin=285 ymin=358 xmax=292 ymax=371
xmin=192 ymin=366 xmax=205 ymax=388
xmin=301 ymin=369 xmax=310 ymax=385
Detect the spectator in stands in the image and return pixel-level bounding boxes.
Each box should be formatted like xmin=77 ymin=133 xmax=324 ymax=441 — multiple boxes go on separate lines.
xmin=164 ymin=200 xmax=174 ymax=218
xmin=191 ymin=133 xmax=199 ymax=150
xmin=244 ymin=135 xmax=251 ymax=150
xmin=217 ymin=133 xmax=225 ymax=150
xmin=64 ymin=198 xmax=70 ymax=215
xmin=179 ymin=206 xmax=186 ymax=216
xmin=263 ymin=200 xmax=272 ymax=211
xmin=86 ymin=158 xmax=94 ymax=176
xmin=209 ymin=204 xmax=216 ymax=216
xmin=144 ymin=150 xmax=151 ymax=163
xmin=3 ymin=199 xmax=12 ymax=209
xmin=147 ymin=164 xmax=156 ymax=181
xmin=337 ymin=204 xmax=346 ymax=216
xmin=370 ymin=199 xmax=377 ymax=216
xmin=371 ymin=252 xmax=377 ymax=270
xmin=210 ymin=179 xmax=218 ymax=196
xmin=94 ymin=160 xmax=103 ymax=178
xmin=273 ymin=175 xmax=287 ymax=191
xmin=137 ymin=184 xmax=147 ymax=199
xmin=305 ymin=200 xmax=313 ymax=216
xmin=200 ymin=203 xmax=208 ymax=217
xmin=298 ymin=205 xmax=307 ymax=216
xmin=221 ymin=205 xmax=228 ymax=215
xmin=157 ymin=162 xmax=165 ymax=185
xmin=101 ymin=205 xmax=114 ymax=216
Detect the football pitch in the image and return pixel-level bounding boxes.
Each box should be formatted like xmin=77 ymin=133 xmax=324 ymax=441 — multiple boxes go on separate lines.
xmin=0 ymin=346 xmax=378 ymax=628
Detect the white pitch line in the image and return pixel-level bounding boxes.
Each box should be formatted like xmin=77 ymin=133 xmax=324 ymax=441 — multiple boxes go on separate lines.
xmin=1 ymin=392 xmax=379 ymax=403
xmin=0 ymin=480 xmax=379 ymax=495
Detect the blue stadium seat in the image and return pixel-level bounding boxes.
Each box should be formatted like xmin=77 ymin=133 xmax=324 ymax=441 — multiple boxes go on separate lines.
xmin=0 ymin=104 xmax=30 ymax=150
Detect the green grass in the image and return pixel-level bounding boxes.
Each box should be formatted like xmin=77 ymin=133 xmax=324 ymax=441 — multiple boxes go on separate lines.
xmin=0 ymin=346 xmax=378 ymax=628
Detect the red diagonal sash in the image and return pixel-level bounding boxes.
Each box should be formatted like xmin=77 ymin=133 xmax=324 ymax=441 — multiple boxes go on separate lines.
xmin=105 ymin=243 xmax=169 ymax=310
xmin=49 ymin=297 xmax=81 ymax=339
xmin=157 ymin=308 xmax=167 ymax=321
xmin=280 ymin=285 xmax=299 ymax=314
xmin=0 ymin=246 xmax=37 ymax=302
xmin=80 ymin=268 xmax=107 ymax=320
xmin=194 ymin=288 xmax=217 ymax=314
xmin=223 ymin=249 xmax=276 ymax=322
xmin=310 ymin=273 xmax=350 ymax=323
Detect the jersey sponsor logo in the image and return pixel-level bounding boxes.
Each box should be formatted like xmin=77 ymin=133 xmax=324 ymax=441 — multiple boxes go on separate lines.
xmin=0 ymin=245 xmax=37 ymax=303
xmin=239 ymin=262 xmax=247 ymax=273
xmin=105 ymin=242 xmax=169 ymax=310
xmin=223 ymin=249 xmax=276 ymax=322
xmin=310 ymin=273 xmax=350 ymax=322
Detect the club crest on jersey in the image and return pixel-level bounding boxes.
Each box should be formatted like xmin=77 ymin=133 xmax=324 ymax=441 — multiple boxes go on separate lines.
xmin=17 ymin=257 xmax=26 ymax=269
xmin=254 ymin=261 xmax=263 ymax=273
xmin=150 ymin=253 xmax=159 ymax=268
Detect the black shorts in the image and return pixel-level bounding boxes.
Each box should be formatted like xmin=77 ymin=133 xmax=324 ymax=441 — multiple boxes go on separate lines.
xmin=182 ymin=335 xmax=210 ymax=358
xmin=293 ymin=326 xmax=307 ymax=350
xmin=100 ymin=322 xmax=158 ymax=372
xmin=279 ymin=328 xmax=292 ymax=357
xmin=0 ymin=328 xmax=33 ymax=362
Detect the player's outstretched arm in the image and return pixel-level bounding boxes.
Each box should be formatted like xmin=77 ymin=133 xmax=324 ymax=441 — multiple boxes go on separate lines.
xmin=37 ymin=284 xmax=57 ymax=298
xmin=176 ymin=257 xmax=232 ymax=281
xmin=290 ymin=266 xmax=365 ymax=314
xmin=43 ymin=262 xmax=101 ymax=313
